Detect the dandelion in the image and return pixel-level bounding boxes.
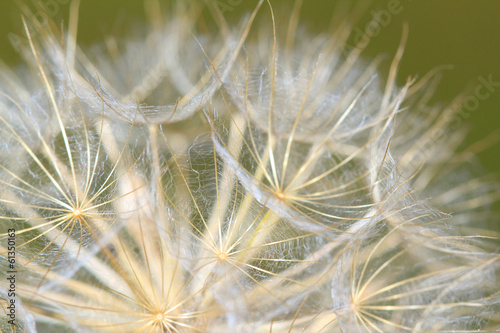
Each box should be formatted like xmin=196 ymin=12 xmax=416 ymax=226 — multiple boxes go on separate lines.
xmin=0 ymin=17 xmax=146 ymax=296
xmin=0 ymin=0 xmax=499 ymax=332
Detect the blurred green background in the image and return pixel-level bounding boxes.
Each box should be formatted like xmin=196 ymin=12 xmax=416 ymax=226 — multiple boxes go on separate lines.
xmin=0 ymin=0 xmax=499 ymax=222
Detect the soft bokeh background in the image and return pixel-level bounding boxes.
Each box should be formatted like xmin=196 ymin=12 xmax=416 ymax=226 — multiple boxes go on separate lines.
xmin=1 ymin=0 xmax=499 ymax=223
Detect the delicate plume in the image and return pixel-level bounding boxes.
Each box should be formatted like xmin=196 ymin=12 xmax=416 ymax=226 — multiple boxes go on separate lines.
xmin=0 ymin=1 xmax=498 ymax=332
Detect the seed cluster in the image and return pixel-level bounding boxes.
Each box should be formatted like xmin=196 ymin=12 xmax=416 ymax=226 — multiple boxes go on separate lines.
xmin=0 ymin=1 xmax=498 ymax=332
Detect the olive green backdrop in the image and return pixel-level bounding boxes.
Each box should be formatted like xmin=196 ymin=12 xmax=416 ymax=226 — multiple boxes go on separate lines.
xmin=1 ymin=0 xmax=499 ymax=222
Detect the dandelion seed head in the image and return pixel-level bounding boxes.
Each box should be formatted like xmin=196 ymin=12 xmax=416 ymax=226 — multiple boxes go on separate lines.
xmin=0 ymin=1 xmax=498 ymax=332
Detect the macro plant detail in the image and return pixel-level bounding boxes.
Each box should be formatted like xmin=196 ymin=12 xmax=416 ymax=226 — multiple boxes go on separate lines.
xmin=0 ymin=17 xmax=144 ymax=291
xmin=0 ymin=0 xmax=499 ymax=332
